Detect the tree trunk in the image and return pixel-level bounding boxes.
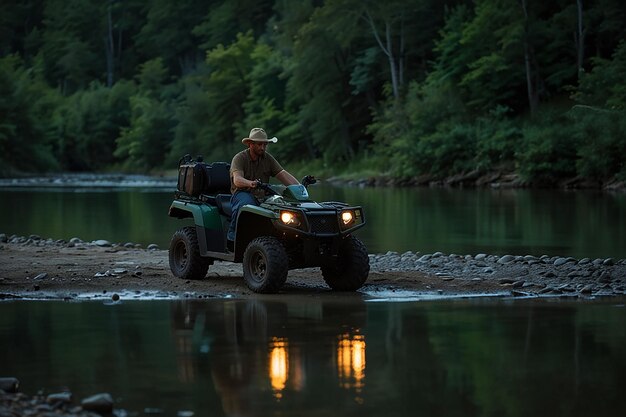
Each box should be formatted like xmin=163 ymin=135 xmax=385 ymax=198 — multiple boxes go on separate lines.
xmin=399 ymin=17 xmax=405 ymax=87
xmin=385 ymin=22 xmax=400 ymax=99
xmin=105 ymin=2 xmax=114 ymax=87
xmin=576 ymin=0 xmax=584 ymax=78
xmin=364 ymin=10 xmax=399 ymax=100
xmin=520 ymin=0 xmax=538 ymax=116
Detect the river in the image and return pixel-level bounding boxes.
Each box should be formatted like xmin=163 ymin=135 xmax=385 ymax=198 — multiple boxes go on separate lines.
xmin=1 ymin=298 xmax=625 ymax=416
xmin=0 ymin=182 xmax=624 ymax=259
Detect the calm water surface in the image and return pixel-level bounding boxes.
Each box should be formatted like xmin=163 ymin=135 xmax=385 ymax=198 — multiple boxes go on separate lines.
xmin=1 ymin=298 xmax=625 ymax=416
xmin=0 ymin=185 xmax=624 ymax=258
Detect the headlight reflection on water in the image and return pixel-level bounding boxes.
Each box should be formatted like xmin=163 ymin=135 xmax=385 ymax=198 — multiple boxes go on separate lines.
xmin=337 ymin=333 xmax=366 ymax=397
xmin=267 ymin=333 xmax=366 ymax=402
xmin=269 ymin=337 xmax=289 ymax=399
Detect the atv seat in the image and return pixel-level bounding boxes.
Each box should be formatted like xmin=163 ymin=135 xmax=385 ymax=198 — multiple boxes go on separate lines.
xmin=215 ymin=194 xmax=232 ymax=218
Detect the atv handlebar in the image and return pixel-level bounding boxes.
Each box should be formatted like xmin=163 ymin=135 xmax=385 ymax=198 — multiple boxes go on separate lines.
xmin=254 ymin=180 xmax=279 ymax=196
xmin=301 ymin=175 xmax=317 ymax=188
xmin=254 ymin=176 xmax=316 ymax=196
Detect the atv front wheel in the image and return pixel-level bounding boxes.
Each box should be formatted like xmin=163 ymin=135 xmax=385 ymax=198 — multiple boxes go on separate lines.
xmin=243 ymin=236 xmax=288 ymax=293
xmin=169 ymin=226 xmax=211 ymax=280
xmin=322 ymin=236 xmax=370 ymax=291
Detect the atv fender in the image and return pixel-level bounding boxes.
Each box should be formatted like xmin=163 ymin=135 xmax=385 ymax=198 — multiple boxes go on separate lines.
xmin=169 ymin=200 xmax=224 ymax=255
xmin=233 ymin=205 xmax=278 ymax=262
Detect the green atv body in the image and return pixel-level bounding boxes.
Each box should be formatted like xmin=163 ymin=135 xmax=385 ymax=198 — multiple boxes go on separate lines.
xmin=168 ymin=160 xmax=369 ymax=293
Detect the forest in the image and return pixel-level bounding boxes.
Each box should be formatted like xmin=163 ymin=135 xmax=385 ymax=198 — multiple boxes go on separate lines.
xmin=1 ymin=0 xmax=625 ymax=185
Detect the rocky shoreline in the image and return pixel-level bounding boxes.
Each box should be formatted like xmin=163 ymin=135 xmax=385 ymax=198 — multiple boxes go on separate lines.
xmin=0 ymin=377 xmax=115 ymax=417
xmin=1 ymin=232 xmax=625 ymax=300
xmin=2 ymin=171 xmax=625 ymax=192
xmin=328 ymin=170 xmax=626 ymax=192
xmin=370 ymin=251 xmax=626 ymax=297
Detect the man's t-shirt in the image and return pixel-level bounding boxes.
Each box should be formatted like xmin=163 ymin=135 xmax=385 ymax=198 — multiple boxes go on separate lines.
xmin=230 ymin=149 xmax=283 ymax=198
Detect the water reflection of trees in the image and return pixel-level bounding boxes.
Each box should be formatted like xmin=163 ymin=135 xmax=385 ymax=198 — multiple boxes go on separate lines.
xmin=166 ymin=299 xmax=626 ymax=416
xmin=170 ymin=297 xmax=368 ymax=416
xmin=2 ymin=300 xmax=625 ymax=415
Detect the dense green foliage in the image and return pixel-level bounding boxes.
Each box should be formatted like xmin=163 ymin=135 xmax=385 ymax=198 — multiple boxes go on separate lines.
xmin=1 ymin=0 xmax=625 ymax=183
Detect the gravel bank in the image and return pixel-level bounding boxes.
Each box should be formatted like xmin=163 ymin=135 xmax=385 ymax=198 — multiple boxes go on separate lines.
xmin=370 ymin=250 xmax=626 ymax=297
xmin=1 ymin=232 xmax=625 ymax=300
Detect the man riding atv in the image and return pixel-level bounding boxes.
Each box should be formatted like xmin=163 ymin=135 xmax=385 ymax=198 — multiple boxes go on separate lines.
xmin=168 ymin=128 xmax=370 ymax=294
xmin=227 ymin=127 xmax=300 ymax=251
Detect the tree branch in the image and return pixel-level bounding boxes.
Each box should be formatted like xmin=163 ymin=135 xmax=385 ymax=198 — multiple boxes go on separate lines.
xmin=362 ymin=9 xmax=390 ymax=58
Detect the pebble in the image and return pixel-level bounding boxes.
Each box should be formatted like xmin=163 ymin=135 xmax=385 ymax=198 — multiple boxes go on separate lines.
xmin=498 ymin=255 xmax=516 ymax=264
xmin=34 ymin=273 xmax=48 ymax=280
xmin=147 ymin=244 xmax=159 ymax=250
xmin=580 ymin=285 xmax=594 ymax=294
xmin=499 ymin=278 xmax=516 ymax=285
xmin=46 ymin=392 xmax=73 ymax=404
xmin=93 ymin=239 xmax=112 ymax=247
xmin=81 ymin=393 xmax=114 ymax=413
xmin=598 ymin=272 xmax=612 ymax=283
xmin=554 ymin=257 xmax=570 ymax=266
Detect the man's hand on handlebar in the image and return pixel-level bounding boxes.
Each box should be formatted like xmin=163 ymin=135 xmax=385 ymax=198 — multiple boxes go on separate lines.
xmin=301 ymin=175 xmax=317 ymax=187
xmin=254 ymin=180 xmax=280 ymax=196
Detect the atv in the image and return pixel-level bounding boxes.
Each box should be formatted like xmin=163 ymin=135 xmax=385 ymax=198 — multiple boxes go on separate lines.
xmin=167 ymin=155 xmax=370 ymax=293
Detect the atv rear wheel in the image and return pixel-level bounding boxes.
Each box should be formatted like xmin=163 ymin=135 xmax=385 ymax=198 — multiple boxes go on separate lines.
xmin=169 ymin=226 xmax=211 ymax=280
xmin=322 ymin=236 xmax=370 ymax=291
xmin=243 ymin=236 xmax=288 ymax=293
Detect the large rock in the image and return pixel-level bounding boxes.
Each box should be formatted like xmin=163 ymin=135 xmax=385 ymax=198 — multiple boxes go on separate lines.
xmin=0 ymin=377 xmax=19 ymax=393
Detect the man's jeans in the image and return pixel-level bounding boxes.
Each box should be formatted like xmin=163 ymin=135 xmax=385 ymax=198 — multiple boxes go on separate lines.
xmin=227 ymin=190 xmax=258 ymax=242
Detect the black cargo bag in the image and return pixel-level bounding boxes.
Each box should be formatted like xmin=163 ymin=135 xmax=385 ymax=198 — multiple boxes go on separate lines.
xmin=202 ymin=162 xmax=231 ymax=194
xmin=177 ymin=155 xmax=231 ymax=196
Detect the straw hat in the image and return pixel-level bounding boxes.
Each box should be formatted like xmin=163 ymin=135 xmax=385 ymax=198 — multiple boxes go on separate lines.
xmin=242 ymin=127 xmax=278 ymax=145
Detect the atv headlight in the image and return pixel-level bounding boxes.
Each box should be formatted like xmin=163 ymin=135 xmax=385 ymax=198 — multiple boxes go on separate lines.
xmin=340 ymin=208 xmax=363 ymax=230
xmin=341 ymin=210 xmax=354 ymax=225
xmin=280 ymin=210 xmax=301 ymax=227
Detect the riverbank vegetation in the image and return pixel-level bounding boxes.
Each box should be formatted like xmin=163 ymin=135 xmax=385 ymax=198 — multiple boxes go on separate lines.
xmin=1 ymin=0 xmax=625 ymax=186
